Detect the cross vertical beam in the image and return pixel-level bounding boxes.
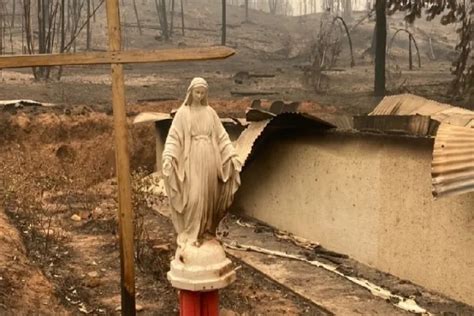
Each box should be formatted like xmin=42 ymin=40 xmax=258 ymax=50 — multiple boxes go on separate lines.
xmin=105 ymin=0 xmax=136 ymax=315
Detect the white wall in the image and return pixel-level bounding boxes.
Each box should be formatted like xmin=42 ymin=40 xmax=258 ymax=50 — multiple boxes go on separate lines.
xmin=233 ymin=130 xmax=474 ymax=306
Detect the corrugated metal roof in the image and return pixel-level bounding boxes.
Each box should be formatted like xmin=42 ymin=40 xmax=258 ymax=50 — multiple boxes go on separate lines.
xmin=370 ymin=94 xmax=474 ymax=198
xmin=235 ymin=109 xmax=335 ymax=166
xmin=133 ymin=112 xmax=172 ymax=124
xmin=235 ymin=120 xmax=271 ymax=165
xmin=370 ymin=94 xmax=474 ymax=128
xmin=432 ymin=123 xmax=474 ymax=198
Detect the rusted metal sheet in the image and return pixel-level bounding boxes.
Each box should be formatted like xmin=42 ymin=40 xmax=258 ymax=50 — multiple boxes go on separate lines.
xmin=133 ymin=112 xmax=172 ymax=124
xmin=432 ymin=123 xmax=474 ymax=198
xmin=324 ymin=115 xmax=353 ymax=130
xmin=370 ymin=94 xmax=474 ymax=198
xmin=235 ymin=120 xmax=272 ymax=165
xmin=354 ymin=115 xmax=437 ymax=136
xmin=0 ymin=99 xmax=56 ymax=108
xmin=235 ymin=110 xmax=335 ymax=166
xmin=370 ymin=94 xmax=474 ymax=128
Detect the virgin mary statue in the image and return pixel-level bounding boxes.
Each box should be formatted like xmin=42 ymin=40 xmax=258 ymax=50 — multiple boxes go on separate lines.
xmin=162 ymin=77 xmax=241 ymax=248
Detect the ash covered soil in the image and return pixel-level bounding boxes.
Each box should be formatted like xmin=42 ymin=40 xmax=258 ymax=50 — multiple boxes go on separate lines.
xmin=0 ymin=106 xmax=331 ymax=315
xmin=0 ymin=0 xmax=472 ymax=314
xmin=0 ymin=0 xmax=470 ymax=113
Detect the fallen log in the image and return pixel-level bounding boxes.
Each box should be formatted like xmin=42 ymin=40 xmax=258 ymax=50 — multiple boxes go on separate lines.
xmin=231 ymin=91 xmax=278 ymax=96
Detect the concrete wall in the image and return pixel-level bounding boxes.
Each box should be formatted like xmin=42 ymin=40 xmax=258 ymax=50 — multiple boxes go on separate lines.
xmin=233 ymin=130 xmax=474 ymax=306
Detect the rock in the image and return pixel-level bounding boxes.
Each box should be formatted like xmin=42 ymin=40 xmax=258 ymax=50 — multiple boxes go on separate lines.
xmin=220 ymin=308 xmax=238 ymax=316
xmin=116 ymin=304 xmax=145 ymax=312
xmin=71 ymin=214 xmax=82 ymax=222
xmin=92 ymin=207 xmax=104 ymax=219
xmin=87 ymin=271 xmax=99 ymax=278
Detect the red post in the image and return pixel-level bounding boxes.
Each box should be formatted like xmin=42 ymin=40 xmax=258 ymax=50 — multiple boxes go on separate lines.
xmin=201 ymin=291 xmax=219 ymax=316
xmin=180 ymin=290 xmax=219 ymax=316
xmin=180 ymin=291 xmax=201 ymax=316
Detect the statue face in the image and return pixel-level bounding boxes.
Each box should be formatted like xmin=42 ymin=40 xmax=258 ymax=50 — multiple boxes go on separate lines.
xmin=192 ymin=87 xmax=206 ymax=104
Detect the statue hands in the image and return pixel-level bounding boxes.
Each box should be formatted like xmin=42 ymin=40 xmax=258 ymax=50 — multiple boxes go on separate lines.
xmin=163 ymin=157 xmax=172 ymax=177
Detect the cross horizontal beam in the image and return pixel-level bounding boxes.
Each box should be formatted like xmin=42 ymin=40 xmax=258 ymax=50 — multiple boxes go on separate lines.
xmin=0 ymin=46 xmax=235 ymax=69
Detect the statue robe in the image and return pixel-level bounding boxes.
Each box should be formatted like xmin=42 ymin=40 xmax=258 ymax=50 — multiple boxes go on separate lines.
xmin=163 ymin=105 xmax=241 ymax=246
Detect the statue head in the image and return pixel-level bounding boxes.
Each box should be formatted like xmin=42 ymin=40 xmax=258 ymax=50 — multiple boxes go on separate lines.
xmin=183 ymin=77 xmax=209 ymax=107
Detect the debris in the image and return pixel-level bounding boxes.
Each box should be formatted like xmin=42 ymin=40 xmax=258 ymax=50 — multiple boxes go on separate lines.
xmin=245 ymin=108 xmax=275 ymax=121
xmin=274 ymin=230 xmax=320 ymax=250
xmin=115 ymin=304 xmax=145 ymax=312
xmin=250 ymin=99 xmax=262 ymax=109
xmin=0 ymin=99 xmax=56 ymax=108
xmin=225 ymin=241 xmax=430 ymax=315
xmin=137 ymin=97 xmax=178 ymax=103
xmin=230 ymin=90 xmax=278 ymax=97
xmin=153 ymin=243 xmax=170 ymax=251
xmin=133 ymin=112 xmax=172 ymax=125
xmin=233 ymin=71 xmax=276 ymax=84
xmin=314 ymin=246 xmax=348 ymax=259
xmin=236 ymin=218 xmax=320 ymax=250
xmin=78 ymin=303 xmax=91 ymax=314
xmin=87 ymin=271 xmax=99 ymax=278
xmin=269 ymin=100 xmax=300 ymax=114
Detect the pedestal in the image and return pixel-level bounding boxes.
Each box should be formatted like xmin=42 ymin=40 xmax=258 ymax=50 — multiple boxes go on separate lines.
xmin=168 ymin=239 xmax=236 ymax=291
xmin=168 ymin=239 xmax=236 ymax=315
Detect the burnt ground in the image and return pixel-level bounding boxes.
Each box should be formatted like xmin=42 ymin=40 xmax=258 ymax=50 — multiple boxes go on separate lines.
xmin=0 ymin=101 xmax=472 ymax=315
xmin=0 ymin=108 xmax=332 ymax=315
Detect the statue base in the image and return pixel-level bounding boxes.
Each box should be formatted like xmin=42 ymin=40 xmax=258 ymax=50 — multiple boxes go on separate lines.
xmin=167 ymin=238 xmax=236 ymax=292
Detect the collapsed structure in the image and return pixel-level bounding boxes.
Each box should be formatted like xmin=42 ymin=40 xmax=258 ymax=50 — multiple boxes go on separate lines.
xmin=135 ymin=94 xmax=474 ymax=306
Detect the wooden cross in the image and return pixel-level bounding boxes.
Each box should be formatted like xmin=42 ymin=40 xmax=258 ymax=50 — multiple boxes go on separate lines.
xmin=0 ymin=1 xmax=234 ymax=315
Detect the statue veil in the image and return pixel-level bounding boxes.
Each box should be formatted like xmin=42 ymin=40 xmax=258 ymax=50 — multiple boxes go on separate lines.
xmin=183 ymin=77 xmax=209 ymax=106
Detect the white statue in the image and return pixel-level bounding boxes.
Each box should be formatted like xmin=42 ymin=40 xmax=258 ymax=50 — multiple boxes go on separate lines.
xmin=162 ymin=77 xmax=241 ymax=249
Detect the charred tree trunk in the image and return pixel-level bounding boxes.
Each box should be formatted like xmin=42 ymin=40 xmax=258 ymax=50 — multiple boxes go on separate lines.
xmin=11 ymin=0 xmax=16 ymax=28
xmin=0 ymin=6 xmax=3 ymax=57
xmin=155 ymin=0 xmax=169 ymax=40
xmin=221 ymin=0 xmax=226 ymax=45
xmin=408 ymin=33 xmax=413 ymax=70
xmin=269 ymin=0 xmax=277 ymax=14
xmin=86 ymin=0 xmax=91 ymax=49
xmin=180 ymin=0 xmax=184 ymax=36
xmin=58 ymin=0 xmax=66 ymax=79
xmin=92 ymin=0 xmax=96 ymax=21
xmin=37 ymin=0 xmax=51 ymax=79
xmin=245 ymin=0 xmax=248 ymax=21
xmin=170 ymin=0 xmax=175 ymax=36
xmin=132 ymin=0 xmax=142 ymax=35
xmin=374 ymin=0 xmax=386 ymax=96
xmin=344 ymin=0 xmax=352 ymax=21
